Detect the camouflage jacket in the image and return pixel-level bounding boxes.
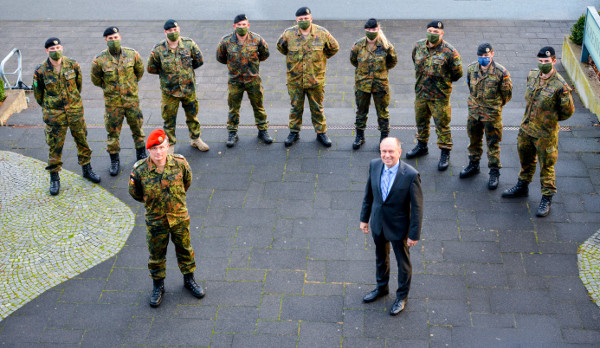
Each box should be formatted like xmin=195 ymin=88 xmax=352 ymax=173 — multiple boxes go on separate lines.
xmin=129 ymin=154 xmax=192 ymax=227
xmin=412 ymin=39 xmax=463 ymax=100
xmin=350 ymin=36 xmax=398 ymax=93
xmin=91 ymin=47 xmax=144 ymax=107
xmin=147 ymin=37 xmax=203 ymax=97
xmin=33 ymin=57 xmax=83 ymax=125
xmin=216 ymin=31 xmax=269 ymax=83
xmin=466 ymin=60 xmax=513 ymax=121
xmin=521 ymin=69 xmax=574 ymax=140
xmin=276 ymin=24 xmax=340 ymax=88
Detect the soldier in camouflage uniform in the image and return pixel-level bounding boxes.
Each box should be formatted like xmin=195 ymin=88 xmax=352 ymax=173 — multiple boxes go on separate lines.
xmin=407 ymin=21 xmax=463 ymax=171
xmin=216 ymin=14 xmax=272 ymax=148
xmin=147 ymin=19 xmax=209 ymax=153
xmin=350 ymin=18 xmax=398 ymax=150
xmin=502 ymin=46 xmax=574 ymax=217
xmin=129 ymin=129 xmax=205 ymax=307
xmin=33 ymin=37 xmax=101 ymax=196
xmin=277 ymin=7 xmax=340 ymax=148
xmin=460 ymin=43 xmax=512 ymax=190
xmin=91 ymin=26 xmax=147 ymax=177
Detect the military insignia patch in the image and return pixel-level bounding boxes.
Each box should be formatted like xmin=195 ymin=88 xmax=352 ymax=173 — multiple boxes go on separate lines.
xmin=546 ymin=51 xmax=551 ymax=57
xmin=53 ymin=40 xmax=58 ymax=45
xmin=438 ymin=22 xmax=442 ymax=28
xmin=307 ymin=9 xmax=310 ymax=14
xmin=130 ymin=177 xmax=135 ymax=185
xmin=486 ymin=47 xmax=490 ymax=53
xmin=174 ymin=22 xmax=178 ymax=27
xmin=158 ymin=136 xmax=163 ymax=142
xmin=113 ymin=27 xmax=118 ymax=32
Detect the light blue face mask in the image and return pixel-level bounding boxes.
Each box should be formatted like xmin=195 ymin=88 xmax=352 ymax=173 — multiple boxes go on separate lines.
xmin=478 ymin=57 xmax=491 ymax=66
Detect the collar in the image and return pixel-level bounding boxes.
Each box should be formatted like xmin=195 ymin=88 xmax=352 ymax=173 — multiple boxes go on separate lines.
xmin=232 ymin=31 xmax=251 ymax=44
xmin=362 ymin=37 xmax=382 ymax=49
xmin=296 ymin=23 xmax=315 ymax=37
xmin=384 ymin=160 xmax=400 ymax=175
xmin=147 ymin=155 xmax=175 ymax=172
xmin=478 ymin=61 xmax=496 ymax=74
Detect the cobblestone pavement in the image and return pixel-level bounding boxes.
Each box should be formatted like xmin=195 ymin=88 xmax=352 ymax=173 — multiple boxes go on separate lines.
xmin=579 ymin=229 xmax=600 ymax=307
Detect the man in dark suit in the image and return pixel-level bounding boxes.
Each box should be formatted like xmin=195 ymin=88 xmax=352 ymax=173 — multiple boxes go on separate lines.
xmin=360 ymin=137 xmax=424 ymax=315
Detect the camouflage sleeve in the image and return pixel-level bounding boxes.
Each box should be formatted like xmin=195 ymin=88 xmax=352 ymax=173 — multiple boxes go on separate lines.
xmin=134 ymin=51 xmax=144 ymax=81
xmin=276 ymin=32 xmax=288 ymax=55
xmin=349 ymin=44 xmax=359 ymax=68
xmin=216 ymin=40 xmax=228 ymax=65
xmin=411 ymin=44 xmax=417 ymax=64
xmin=128 ymin=171 xmax=144 ymax=202
xmin=449 ymin=49 xmax=463 ymax=82
xmin=557 ymin=85 xmax=575 ymax=121
xmin=386 ymin=45 xmax=398 ymax=70
xmin=324 ymin=32 xmax=340 ymax=59
xmin=258 ymin=36 xmax=269 ymax=62
xmin=90 ymin=58 xmax=104 ymax=88
xmin=191 ymin=43 xmax=204 ymax=70
xmin=32 ymin=68 xmax=45 ymax=107
xmin=500 ymin=70 xmax=513 ymax=106
xmin=74 ymin=62 xmax=83 ymax=93
xmin=147 ymin=49 xmax=161 ymax=74
xmin=183 ymin=159 xmax=192 ymax=192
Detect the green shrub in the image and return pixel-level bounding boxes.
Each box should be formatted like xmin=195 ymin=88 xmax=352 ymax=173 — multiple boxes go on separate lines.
xmin=571 ymin=12 xmax=600 ymax=45
xmin=0 ymin=82 xmax=5 ymax=102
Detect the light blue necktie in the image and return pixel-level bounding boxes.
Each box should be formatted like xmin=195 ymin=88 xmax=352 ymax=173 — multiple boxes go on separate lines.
xmin=381 ymin=169 xmax=392 ymax=201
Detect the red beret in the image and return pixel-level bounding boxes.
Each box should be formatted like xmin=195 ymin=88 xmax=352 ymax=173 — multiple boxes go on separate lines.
xmin=146 ymin=129 xmax=167 ymax=149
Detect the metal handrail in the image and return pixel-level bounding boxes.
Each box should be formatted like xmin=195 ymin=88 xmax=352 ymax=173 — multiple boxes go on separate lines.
xmin=1 ymin=48 xmax=31 ymax=90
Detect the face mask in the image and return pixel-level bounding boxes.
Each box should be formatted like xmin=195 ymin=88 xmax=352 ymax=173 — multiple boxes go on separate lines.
xmin=167 ymin=32 xmax=179 ymax=42
xmin=236 ymin=27 xmax=248 ymax=36
xmin=49 ymin=50 xmax=62 ymax=61
xmin=365 ymin=31 xmax=378 ymax=41
xmin=538 ymin=62 xmax=553 ymax=74
xmin=107 ymin=39 xmax=121 ymax=54
xmin=426 ymin=32 xmax=440 ymax=44
xmin=478 ymin=57 xmax=491 ymax=66
xmin=298 ymin=20 xmax=311 ymax=30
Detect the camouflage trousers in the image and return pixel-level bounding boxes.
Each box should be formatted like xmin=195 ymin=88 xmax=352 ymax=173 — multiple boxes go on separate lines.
xmin=104 ymin=104 xmax=145 ymax=154
xmin=287 ymin=85 xmax=327 ymax=133
xmin=517 ymin=130 xmax=558 ymax=196
xmin=146 ymin=218 xmax=196 ymax=280
xmin=354 ymin=88 xmax=390 ymax=132
xmin=44 ymin=113 xmax=92 ymax=173
xmin=227 ymin=80 xmax=269 ymax=132
xmin=467 ymin=116 xmax=503 ymax=168
xmin=414 ymin=98 xmax=452 ymax=149
xmin=161 ymin=93 xmax=201 ymax=145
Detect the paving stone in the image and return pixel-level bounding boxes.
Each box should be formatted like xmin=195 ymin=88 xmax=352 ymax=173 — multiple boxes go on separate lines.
xmin=523 ymin=253 xmax=578 ymax=277
xmin=281 ymin=295 xmax=343 ymax=322
xmin=298 ymin=321 xmax=342 ymax=348
xmin=427 ymin=299 xmax=471 ymax=327
xmin=201 ymin=281 xmax=263 ymax=307
xmin=264 ymin=270 xmax=306 ymax=295
xmin=341 ymin=337 xmax=386 ymax=348
xmin=147 ymin=318 xmax=213 ymax=346
xmin=364 ymin=310 xmax=429 ymax=340
xmin=231 ymin=333 xmax=298 ymax=348
xmin=489 ymin=289 xmax=554 ymax=314
xmin=249 ymin=248 xmax=307 ymax=270
xmin=442 ymin=241 xmax=502 ymax=263
xmin=215 ymin=306 xmax=259 ymax=334
xmin=471 ymin=313 xmax=516 ymax=328
xmin=256 ymin=320 xmax=299 ymax=335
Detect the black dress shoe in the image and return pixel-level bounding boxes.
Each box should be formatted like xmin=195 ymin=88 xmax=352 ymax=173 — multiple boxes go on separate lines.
xmin=316 ymin=133 xmax=332 ymax=147
xmin=390 ymin=298 xmax=407 ymax=316
xmin=284 ymin=132 xmax=300 ymax=147
xmin=362 ymin=288 xmax=389 ymax=303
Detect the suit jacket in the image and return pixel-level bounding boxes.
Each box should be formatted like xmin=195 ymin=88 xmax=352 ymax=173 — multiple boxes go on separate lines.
xmin=360 ymin=159 xmax=423 ymax=241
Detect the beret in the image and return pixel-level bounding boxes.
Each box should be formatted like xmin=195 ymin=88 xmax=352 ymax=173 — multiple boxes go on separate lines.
xmin=44 ymin=37 xmax=61 ymax=49
xmin=537 ymin=46 xmax=555 ymax=58
xmin=164 ymin=19 xmax=178 ymax=30
xmin=295 ymin=7 xmax=311 ymax=17
xmin=364 ymin=18 xmax=378 ymax=29
xmin=427 ymin=20 xmax=444 ymax=30
xmin=103 ymin=26 xmax=119 ymax=37
xmin=234 ymin=14 xmax=247 ymax=24
xmin=146 ymin=129 xmax=168 ymax=149
xmin=477 ymin=42 xmax=493 ymax=55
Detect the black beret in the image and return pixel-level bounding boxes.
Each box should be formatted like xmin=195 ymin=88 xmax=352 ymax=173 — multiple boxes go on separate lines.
xmin=364 ymin=18 xmax=378 ymax=29
xmin=234 ymin=14 xmax=247 ymax=24
xmin=44 ymin=37 xmax=61 ymax=49
xmin=164 ymin=19 xmax=178 ymax=30
xmin=427 ymin=20 xmax=444 ymax=30
xmin=295 ymin=7 xmax=311 ymax=17
xmin=103 ymin=26 xmax=119 ymax=37
xmin=477 ymin=42 xmax=493 ymax=55
xmin=537 ymin=46 xmax=555 ymax=58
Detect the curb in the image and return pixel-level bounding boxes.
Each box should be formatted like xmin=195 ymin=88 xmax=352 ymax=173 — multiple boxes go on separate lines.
xmin=562 ymin=35 xmax=600 ymax=122
xmin=0 ymin=90 xmax=27 ymax=126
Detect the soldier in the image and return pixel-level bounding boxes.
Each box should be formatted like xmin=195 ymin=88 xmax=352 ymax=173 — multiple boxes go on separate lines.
xmin=216 ymin=14 xmax=272 ymax=148
xmin=350 ymin=18 xmax=398 ymax=150
xmin=277 ymin=7 xmax=340 ymax=147
xmin=91 ymin=26 xmax=147 ymax=176
xmin=129 ymin=129 xmax=205 ymax=307
xmin=407 ymin=21 xmax=463 ymax=171
xmin=502 ymin=46 xmax=574 ymax=217
xmin=460 ymin=43 xmax=512 ymax=190
xmin=33 ymin=37 xmax=101 ymax=196
xmin=147 ymin=19 xmax=209 ymax=153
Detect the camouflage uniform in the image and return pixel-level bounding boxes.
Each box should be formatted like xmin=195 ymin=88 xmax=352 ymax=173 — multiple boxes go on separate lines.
xmin=466 ymin=60 xmax=512 ymax=168
xmin=33 ymin=57 xmax=92 ymax=173
xmin=517 ymin=69 xmax=574 ymax=195
xmin=91 ymin=47 xmax=145 ymax=154
xmin=147 ymin=37 xmax=203 ymax=144
xmin=216 ymin=31 xmax=270 ymax=132
xmin=129 ymin=154 xmax=196 ymax=280
xmin=277 ymin=24 xmax=339 ymax=133
xmin=350 ymin=36 xmax=398 ymax=132
xmin=412 ymin=39 xmax=463 ymax=149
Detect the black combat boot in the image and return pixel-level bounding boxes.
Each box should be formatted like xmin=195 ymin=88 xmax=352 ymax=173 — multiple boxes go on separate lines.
xmin=82 ymin=164 xmax=101 ymax=183
xmin=438 ymin=149 xmax=450 ymax=171
xmin=502 ymin=180 xmax=529 ymax=198
xmin=49 ymin=172 xmax=60 ymax=196
xmin=109 ymin=153 xmax=120 ymax=176
xmin=536 ymin=195 xmax=552 ymax=217
xmin=316 ymin=133 xmax=332 ymax=147
xmin=257 ymin=130 xmax=273 ymax=144
xmin=488 ymin=167 xmax=500 ymax=190
xmin=183 ymin=273 xmax=206 ymax=299
xmin=226 ymin=132 xmax=239 ymax=148
xmin=379 ymin=131 xmax=389 ymax=143
xmin=136 ymin=147 xmax=147 ymax=161
xmin=149 ymin=279 xmax=165 ymax=308
xmin=353 ymin=129 xmax=365 ymax=150
xmin=405 ymin=141 xmax=428 ymax=159
xmin=459 ymin=160 xmax=480 ymax=178
xmin=284 ymin=131 xmax=299 ymax=147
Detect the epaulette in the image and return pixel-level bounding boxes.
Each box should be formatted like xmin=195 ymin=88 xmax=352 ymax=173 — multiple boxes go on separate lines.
xmin=172 ymin=153 xmax=185 ymax=159
xmin=220 ymin=33 xmax=234 ymax=41
xmin=314 ymin=25 xmax=328 ymax=33
xmin=354 ymin=38 xmax=366 ymax=46
xmin=133 ymin=158 xmax=146 ymax=169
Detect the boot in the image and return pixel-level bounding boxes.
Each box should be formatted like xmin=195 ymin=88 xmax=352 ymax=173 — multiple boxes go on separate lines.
xmin=284 ymin=132 xmax=300 ymax=147
xmin=49 ymin=172 xmax=60 ymax=196
xmin=226 ymin=132 xmax=239 ymax=148
xmin=459 ymin=160 xmax=480 ymax=178
xmin=488 ymin=168 xmax=500 ymax=190
xmin=82 ymin=164 xmax=101 ymax=183
xmin=536 ymin=195 xmax=552 ymax=217
xmin=136 ymin=147 xmax=147 ymax=161
xmin=316 ymin=133 xmax=332 ymax=147
xmin=379 ymin=131 xmax=389 ymax=143
xmin=438 ymin=149 xmax=450 ymax=171
xmin=149 ymin=279 xmax=165 ymax=308
xmin=405 ymin=141 xmax=428 ymax=159
xmin=352 ymin=129 xmax=365 ymax=150
xmin=257 ymin=130 xmax=273 ymax=144
xmin=183 ymin=273 xmax=205 ymax=299
xmin=191 ymin=137 xmax=210 ymax=151
xmin=109 ymin=153 xmax=120 ymax=176
xmin=502 ymin=180 xmax=529 ymax=198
